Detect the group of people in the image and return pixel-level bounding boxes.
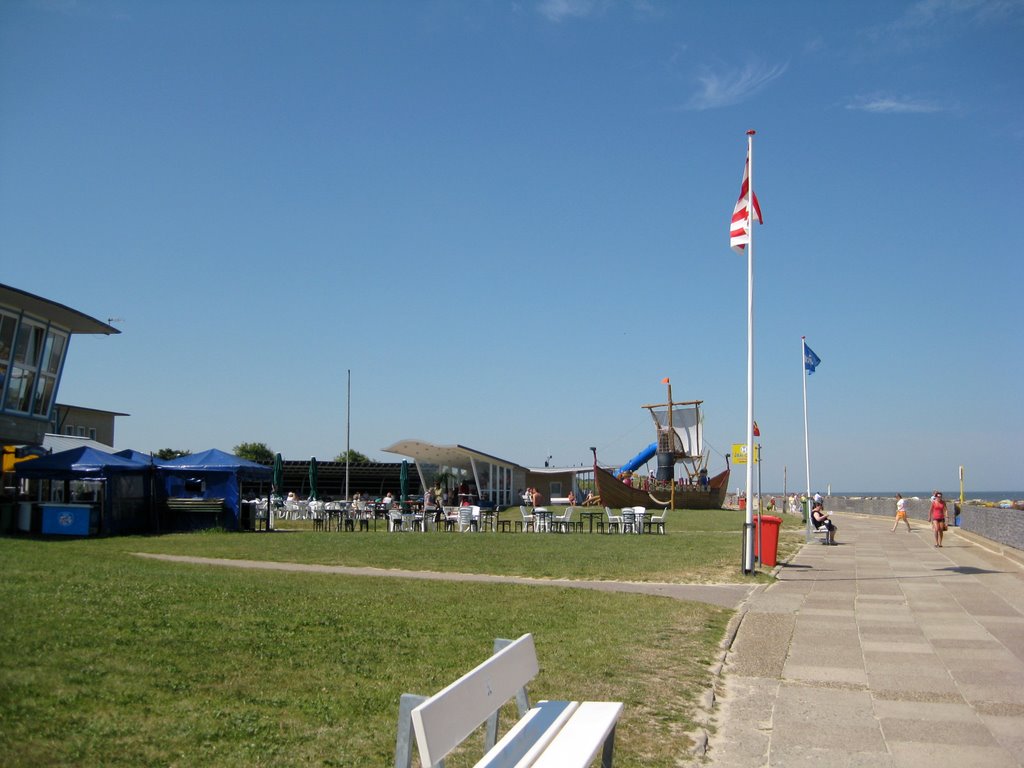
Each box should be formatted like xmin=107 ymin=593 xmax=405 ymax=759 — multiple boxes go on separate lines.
xmin=810 ymin=490 xmax=951 ymax=548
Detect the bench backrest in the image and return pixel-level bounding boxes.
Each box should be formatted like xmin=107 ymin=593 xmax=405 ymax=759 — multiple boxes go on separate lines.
xmin=411 ymin=633 xmax=539 ymax=766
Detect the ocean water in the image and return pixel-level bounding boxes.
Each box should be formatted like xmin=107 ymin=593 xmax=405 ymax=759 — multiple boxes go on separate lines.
xmin=829 ymin=491 xmax=1023 ymax=502
xmin=759 ymin=491 xmax=1023 ymax=502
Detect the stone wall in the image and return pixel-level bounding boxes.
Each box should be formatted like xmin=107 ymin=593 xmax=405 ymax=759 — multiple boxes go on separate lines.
xmin=824 ymin=496 xmax=1024 ymax=553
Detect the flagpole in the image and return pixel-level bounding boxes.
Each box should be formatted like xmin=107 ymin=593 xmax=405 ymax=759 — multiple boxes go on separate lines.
xmin=743 ymin=130 xmax=756 ymax=574
xmin=802 ymin=336 xmax=812 ymax=540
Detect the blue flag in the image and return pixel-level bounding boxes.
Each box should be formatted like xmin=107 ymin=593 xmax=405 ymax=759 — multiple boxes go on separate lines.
xmin=804 ymin=343 xmax=821 ymax=374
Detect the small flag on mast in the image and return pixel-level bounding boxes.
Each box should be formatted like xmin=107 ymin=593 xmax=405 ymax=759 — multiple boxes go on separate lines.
xmin=804 ymin=344 xmax=821 ymax=374
xmin=730 ymin=148 xmax=763 ymax=254
xmin=752 ymin=421 xmax=760 ymax=437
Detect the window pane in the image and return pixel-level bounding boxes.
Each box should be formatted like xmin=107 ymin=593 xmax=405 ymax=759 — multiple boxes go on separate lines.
xmin=13 ymin=323 xmax=44 ymax=366
xmin=42 ymin=331 xmax=66 ymax=375
xmin=33 ymin=375 xmax=56 ymax=416
xmin=0 ymin=314 xmax=16 ymax=363
xmin=4 ymin=366 xmax=35 ymax=412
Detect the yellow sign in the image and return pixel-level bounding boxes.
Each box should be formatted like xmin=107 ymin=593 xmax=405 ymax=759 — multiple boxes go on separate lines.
xmin=731 ymin=443 xmax=760 ymax=464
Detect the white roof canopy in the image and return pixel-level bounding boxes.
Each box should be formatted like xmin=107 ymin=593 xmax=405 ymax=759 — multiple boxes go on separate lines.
xmin=381 ymin=440 xmax=526 ymax=472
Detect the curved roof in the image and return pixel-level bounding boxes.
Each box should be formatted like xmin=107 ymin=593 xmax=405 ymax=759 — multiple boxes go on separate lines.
xmin=382 ymin=439 xmax=526 ymax=471
xmin=0 ymin=283 xmax=119 ymax=335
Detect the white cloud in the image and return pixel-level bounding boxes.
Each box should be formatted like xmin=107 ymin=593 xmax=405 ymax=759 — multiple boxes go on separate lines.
xmin=684 ymin=61 xmax=788 ymax=111
xmin=846 ymin=95 xmax=946 ymax=113
xmin=537 ymin=0 xmax=605 ymax=23
xmin=895 ymin=0 xmax=1023 ymax=29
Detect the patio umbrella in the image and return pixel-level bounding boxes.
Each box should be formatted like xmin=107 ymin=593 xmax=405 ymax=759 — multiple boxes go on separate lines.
xmin=400 ymin=460 xmax=409 ymax=508
xmin=272 ymin=453 xmax=284 ymax=495
xmin=309 ymin=456 xmax=319 ymax=501
xmin=270 ymin=452 xmax=284 ymax=531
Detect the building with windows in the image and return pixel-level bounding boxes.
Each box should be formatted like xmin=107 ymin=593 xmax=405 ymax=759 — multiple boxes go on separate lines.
xmin=50 ymin=404 xmax=128 ymax=447
xmin=0 ymin=284 xmax=119 ymax=447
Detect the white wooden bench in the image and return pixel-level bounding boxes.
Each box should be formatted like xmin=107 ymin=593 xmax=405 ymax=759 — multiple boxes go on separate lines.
xmin=394 ymin=633 xmax=622 ymax=768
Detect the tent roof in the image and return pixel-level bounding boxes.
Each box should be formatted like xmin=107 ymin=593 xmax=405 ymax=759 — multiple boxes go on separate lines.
xmin=159 ymin=448 xmax=272 ymax=477
xmin=113 ymin=449 xmax=156 ymax=463
xmin=16 ymin=446 xmax=148 ymax=478
xmin=381 ymin=439 xmax=527 ymax=472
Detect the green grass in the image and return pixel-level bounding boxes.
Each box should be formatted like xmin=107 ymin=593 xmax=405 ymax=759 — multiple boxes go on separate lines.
xmin=0 ymin=510 xmax=804 ymax=767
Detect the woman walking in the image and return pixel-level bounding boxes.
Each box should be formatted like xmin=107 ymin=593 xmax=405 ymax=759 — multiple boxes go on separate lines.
xmin=930 ymin=491 xmax=948 ymax=547
xmin=892 ymin=492 xmax=912 ymax=532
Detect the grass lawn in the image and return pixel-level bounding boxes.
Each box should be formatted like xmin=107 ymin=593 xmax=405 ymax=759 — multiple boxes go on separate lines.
xmin=0 ymin=510 xmax=805 ymax=767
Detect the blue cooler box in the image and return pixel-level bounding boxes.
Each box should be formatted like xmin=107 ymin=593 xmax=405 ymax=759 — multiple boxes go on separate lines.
xmin=41 ymin=504 xmax=92 ymax=536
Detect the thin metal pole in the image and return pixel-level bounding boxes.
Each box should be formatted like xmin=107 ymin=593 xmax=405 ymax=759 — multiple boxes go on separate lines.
xmin=802 ymin=337 xmax=812 ymax=540
xmin=345 ymin=368 xmax=351 ymax=501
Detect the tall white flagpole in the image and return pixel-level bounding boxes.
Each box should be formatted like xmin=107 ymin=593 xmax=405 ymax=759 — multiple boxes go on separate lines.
xmin=743 ymin=130 xmax=756 ymax=574
xmin=802 ymin=336 xmax=812 ymax=539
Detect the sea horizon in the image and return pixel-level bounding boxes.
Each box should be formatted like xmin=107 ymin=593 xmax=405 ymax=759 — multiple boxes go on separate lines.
xmin=755 ymin=491 xmax=1023 ymax=503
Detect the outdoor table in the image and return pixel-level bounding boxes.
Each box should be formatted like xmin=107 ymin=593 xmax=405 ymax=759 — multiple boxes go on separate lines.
xmin=577 ymin=510 xmax=604 ymax=533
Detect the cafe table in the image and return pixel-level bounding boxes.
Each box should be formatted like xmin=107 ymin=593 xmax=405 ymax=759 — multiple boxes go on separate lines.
xmin=577 ymin=509 xmax=604 ymax=533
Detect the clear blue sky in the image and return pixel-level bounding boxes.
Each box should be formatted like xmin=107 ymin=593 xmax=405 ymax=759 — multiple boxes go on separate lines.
xmin=2 ymin=0 xmax=1021 ymax=493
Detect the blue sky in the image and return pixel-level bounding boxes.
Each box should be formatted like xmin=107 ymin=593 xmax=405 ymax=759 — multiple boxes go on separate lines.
xmin=2 ymin=0 xmax=1022 ymax=493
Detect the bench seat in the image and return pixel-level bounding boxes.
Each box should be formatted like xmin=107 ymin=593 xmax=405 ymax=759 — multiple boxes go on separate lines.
xmin=398 ymin=633 xmax=622 ymax=768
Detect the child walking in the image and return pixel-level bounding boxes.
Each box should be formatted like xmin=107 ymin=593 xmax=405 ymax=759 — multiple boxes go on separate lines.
xmin=892 ymin=492 xmax=911 ymax=532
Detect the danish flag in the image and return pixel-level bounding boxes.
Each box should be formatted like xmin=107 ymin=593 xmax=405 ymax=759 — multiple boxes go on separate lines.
xmin=730 ymin=149 xmax=762 ymax=254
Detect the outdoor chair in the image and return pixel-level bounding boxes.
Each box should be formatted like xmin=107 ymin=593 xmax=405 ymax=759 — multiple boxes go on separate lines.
xmin=388 ymin=509 xmax=405 ymax=532
xmin=552 ymin=506 xmax=574 ymax=533
xmin=643 ymin=508 xmax=667 ymax=534
xmin=631 ymin=506 xmax=646 ymax=534
xmin=458 ymin=506 xmax=476 ymax=532
xmin=621 ymin=507 xmax=636 ymax=534
xmin=519 ymin=505 xmax=535 ymax=532
xmin=603 ymin=506 xmax=622 ymax=534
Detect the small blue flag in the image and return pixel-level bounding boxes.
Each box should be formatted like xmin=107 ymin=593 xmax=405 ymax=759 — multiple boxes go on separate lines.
xmin=804 ymin=343 xmax=821 ymax=374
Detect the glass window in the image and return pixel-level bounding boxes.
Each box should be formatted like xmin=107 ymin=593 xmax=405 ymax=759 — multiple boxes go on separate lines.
xmin=0 ymin=313 xmax=16 ymax=363
xmin=4 ymin=366 xmax=35 ymax=412
xmin=41 ymin=331 xmax=66 ymax=375
xmin=33 ymin=375 xmax=56 ymax=416
xmin=13 ymin=322 xmax=44 ymax=366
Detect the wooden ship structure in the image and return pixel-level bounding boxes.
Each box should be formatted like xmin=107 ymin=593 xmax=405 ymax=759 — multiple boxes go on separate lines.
xmin=592 ymin=381 xmax=730 ymax=510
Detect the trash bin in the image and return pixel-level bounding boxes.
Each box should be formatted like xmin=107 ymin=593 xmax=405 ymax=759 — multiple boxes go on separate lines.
xmin=754 ymin=515 xmax=782 ymax=567
xmin=738 ymin=495 xmax=747 ymax=511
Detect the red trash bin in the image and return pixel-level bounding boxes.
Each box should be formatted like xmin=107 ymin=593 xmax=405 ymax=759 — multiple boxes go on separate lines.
xmin=754 ymin=515 xmax=782 ymax=567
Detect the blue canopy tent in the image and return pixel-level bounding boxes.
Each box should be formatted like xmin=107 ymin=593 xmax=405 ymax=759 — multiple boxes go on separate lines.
xmin=16 ymin=447 xmax=151 ymax=535
xmin=157 ymin=449 xmax=272 ymax=531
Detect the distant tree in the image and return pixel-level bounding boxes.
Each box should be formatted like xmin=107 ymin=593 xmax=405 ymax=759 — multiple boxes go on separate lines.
xmin=233 ymin=442 xmax=274 ymax=463
xmin=334 ymin=449 xmax=371 ymax=464
xmin=155 ymin=448 xmax=191 ymax=460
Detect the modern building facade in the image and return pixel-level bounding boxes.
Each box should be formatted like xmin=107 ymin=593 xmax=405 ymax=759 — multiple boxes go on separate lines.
xmin=0 ymin=284 xmax=119 ymax=447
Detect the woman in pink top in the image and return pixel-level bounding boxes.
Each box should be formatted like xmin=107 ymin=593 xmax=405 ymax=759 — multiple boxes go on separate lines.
xmin=930 ymin=492 xmax=947 ymax=547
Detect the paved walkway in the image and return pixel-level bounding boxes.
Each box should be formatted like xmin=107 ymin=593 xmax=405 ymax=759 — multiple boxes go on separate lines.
xmin=702 ymin=512 xmax=1024 ymax=767
xmin=133 ymin=553 xmax=755 ymax=608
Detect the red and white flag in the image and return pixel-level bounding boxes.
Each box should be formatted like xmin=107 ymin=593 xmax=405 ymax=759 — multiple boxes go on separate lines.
xmin=730 ymin=149 xmax=762 ymax=254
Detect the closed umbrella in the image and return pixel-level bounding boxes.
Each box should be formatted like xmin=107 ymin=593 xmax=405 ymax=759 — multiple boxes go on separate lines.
xmin=400 ymin=460 xmax=409 ymax=508
xmin=270 ymin=452 xmax=284 ymax=532
xmin=272 ymin=453 xmax=284 ymax=495
xmin=309 ymin=456 xmax=319 ymax=501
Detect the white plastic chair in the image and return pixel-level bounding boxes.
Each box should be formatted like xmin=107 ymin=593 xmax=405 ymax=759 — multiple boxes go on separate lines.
xmin=631 ymin=506 xmax=646 ymax=534
xmin=552 ymin=506 xmax=574 ymax=533
xmin=519 ymin=505 xmax=535 ymax=532
xmin=644 ymin=508 xmax=668 ymax=534
xmin=456 ymin=506 xmax=473 ymax=532
xmin=604 ymin=506 xmax=622 ymax=534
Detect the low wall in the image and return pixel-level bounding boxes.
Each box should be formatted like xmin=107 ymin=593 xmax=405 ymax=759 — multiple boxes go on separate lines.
xmin=825 ymin=496 xmax=1024 ymax=554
